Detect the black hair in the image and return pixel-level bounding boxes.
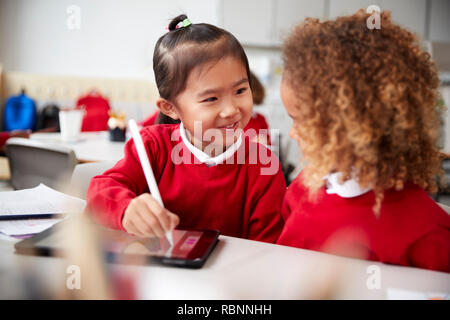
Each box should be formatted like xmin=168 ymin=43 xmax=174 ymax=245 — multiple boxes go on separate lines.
xmin=153 ymin=14 xmax=251 ymax=124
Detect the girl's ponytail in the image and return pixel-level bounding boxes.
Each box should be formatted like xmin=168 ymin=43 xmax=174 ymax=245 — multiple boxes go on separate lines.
xmin=168 ymin=14 xmax=189 ymax=31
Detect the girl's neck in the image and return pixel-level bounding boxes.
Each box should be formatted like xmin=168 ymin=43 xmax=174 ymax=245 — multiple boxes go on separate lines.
xmin=184 ymin=127 xmax=224 ymax=157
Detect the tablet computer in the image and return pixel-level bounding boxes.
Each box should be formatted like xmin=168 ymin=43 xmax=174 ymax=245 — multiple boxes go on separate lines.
xmin=14 ymin=221 xmax=220 ymax=268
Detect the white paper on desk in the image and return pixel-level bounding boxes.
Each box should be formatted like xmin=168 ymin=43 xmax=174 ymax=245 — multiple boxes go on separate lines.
xmin=0 ymin=218 xmax=64 ymax=236
xmin=0 ymin=184 xmax=86 ymax=217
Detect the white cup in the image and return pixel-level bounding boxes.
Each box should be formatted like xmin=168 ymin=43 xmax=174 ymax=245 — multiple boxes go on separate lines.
xmin=59 ymin=109 xmax=83 ymax=142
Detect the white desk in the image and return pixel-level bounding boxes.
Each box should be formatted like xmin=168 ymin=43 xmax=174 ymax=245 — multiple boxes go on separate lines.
xmin=30 ymin=131 xmax=126 ymax=163
xmin=0 ymin=232 xmax=448 ymax=299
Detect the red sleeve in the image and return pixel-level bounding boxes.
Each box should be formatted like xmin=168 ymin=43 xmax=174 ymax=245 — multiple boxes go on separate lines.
xmin=246 ymin=147 xmax=286 ymax=243
xmin=0 ymin=132 xmax=11 ymax=147
xmin=84 ymin=128 xmax=160 ymax=230
xmin=407 ymin=227 xmax=450 ymax=273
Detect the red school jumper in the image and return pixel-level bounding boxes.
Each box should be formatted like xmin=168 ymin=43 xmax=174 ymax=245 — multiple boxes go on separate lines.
xmin=277 ymin=172 xmax=450 ymax=273
xmin=245 ymin=112 xmax=271 ymax=145
xmin=85 ymin=124 xmax=286 ymax=243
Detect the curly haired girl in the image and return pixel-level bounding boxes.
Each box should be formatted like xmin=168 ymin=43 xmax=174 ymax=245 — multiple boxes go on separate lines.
xmin=277 ymin=10 xmax=450 ymax=272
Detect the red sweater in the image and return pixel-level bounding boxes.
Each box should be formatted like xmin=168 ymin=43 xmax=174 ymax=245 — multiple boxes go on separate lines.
xmin=277 ymin=172 xmax=450 ymax=273
xmin=245 ymin=113 xmax=271 ymax=145
xmin=245 ymin=112 xmax=269 ymax=131
xmin=85 ymin=124 xmax=286 ymax=243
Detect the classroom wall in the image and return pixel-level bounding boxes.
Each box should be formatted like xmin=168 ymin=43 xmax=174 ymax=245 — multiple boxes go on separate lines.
xmin=0 ymin=0 xmax=220 ymax=80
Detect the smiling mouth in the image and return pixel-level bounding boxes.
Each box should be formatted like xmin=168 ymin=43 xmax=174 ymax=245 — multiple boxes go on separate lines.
xmin=219 ymin=121 xmax=239 ymax=131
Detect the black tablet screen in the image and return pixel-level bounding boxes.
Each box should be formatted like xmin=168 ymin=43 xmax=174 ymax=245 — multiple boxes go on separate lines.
xmin=105 ymin=230 xmax=203 ymax=259
xmin=35 ymin=229 xmax=204 ymax=259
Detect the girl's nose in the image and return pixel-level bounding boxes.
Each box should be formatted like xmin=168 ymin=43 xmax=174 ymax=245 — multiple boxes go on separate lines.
xmin=220 ymin=102 xmax=239 ymax=119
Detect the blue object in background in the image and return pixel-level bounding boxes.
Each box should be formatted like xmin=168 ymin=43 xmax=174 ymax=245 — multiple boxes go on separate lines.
xmin=3 ymin=90 xmax=37 ymax=131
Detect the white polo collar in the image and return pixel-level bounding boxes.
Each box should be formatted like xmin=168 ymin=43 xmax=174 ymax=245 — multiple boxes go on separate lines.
xmin=324 ymin=172 xmax=371 ymax=198
xmin=179 ymin=122 xmax=242 ymax=167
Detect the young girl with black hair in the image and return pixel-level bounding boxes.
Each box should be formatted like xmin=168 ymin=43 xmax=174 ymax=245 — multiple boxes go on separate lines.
xmin=86 ymin=15 xmax=286 ymax=243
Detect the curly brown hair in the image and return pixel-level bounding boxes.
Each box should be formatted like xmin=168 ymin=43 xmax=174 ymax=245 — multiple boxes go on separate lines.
xmin=282 ymin=10 xmax=443 ymax=213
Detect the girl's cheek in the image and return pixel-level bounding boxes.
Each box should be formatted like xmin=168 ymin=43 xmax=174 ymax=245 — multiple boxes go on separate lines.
xmin=289 ymin=126 xmax=302 ymax=145
xmin=289 ymin=127 xmax=296 ymax=140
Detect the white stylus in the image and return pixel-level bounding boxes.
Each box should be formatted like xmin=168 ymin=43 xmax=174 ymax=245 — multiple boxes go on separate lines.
xmin=128 ymin=119 xmax=174 ymax=246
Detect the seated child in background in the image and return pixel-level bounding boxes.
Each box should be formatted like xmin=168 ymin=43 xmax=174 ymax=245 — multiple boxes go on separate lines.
xmin=277 ymin=10 xmax=450 ymax=272
xmin=142 ymin=71 xmax=272 ymax=145
xmin=85 ymin=15 xmax=286 ymax=243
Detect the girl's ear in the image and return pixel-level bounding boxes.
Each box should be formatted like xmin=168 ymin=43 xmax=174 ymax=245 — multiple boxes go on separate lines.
xmin=156 ymin=98 xmax=180 ymax=120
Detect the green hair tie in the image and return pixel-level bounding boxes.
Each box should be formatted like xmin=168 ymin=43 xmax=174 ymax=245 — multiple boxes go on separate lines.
xmin=182 ymin=18 xmax=192 ymax=27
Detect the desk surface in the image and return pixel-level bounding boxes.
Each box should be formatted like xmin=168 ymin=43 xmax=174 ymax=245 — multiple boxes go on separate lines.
xmin=0 ymin=232 xmax=448 ymax=299
xmin=30 ymin=131 xmax=126 ymax=163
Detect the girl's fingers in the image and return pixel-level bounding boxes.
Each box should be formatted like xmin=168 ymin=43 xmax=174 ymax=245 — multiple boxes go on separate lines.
xmin=169 ymin=213 xmax=180 ymax=229
xmin=126 ymin=208 xmax=153 ymax=238
xmin=125 ymin=198 xmax=158 ymax=238
xmin=134 ymin=209 xmax=159 ymax=238
xmin=124 ymin=218 xmax=145 ymax=237
xmin=142 ymin=194 xmax=173 ymax=232
xmin=133 ymin=196 xmax=165 ymax=238
xmin=125 ymin=194 xmax=180 ymax=239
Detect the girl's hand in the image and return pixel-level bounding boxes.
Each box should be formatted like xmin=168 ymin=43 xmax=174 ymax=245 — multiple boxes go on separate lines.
xmin=122 ymin=193 xmax=179 ymax=238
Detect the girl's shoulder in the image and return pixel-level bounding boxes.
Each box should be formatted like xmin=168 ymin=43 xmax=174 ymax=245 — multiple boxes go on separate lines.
xmin=140 ymin=123 xmax=181 ymax=144
xmin=285 ymin=170 xmax=309 ymax=196
xmin=135 ymin=124 xmax=182 ymax=163
xmin=382 ymin=183 xmax=450 ymax=229
xmin=243 ymin=137 xmax=281 ymax=172
xmin=245 ymin=112 xmax=269 ymax=131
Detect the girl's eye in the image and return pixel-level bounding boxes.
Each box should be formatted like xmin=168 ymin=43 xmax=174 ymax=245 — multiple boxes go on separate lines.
xmin=236 ymin=88 xmax=247 ymax=95
xmin=202 ymin=97 xmax=217 ymax=103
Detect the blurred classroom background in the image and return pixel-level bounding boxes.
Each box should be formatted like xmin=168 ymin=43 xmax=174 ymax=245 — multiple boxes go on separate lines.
xmin=0 ymin=0 xmax=449 ymax=190
xmin=0 ymin=0 xmax=449 ymax=300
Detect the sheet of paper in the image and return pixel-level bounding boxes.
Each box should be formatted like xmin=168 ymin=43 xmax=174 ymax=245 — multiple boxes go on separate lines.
xmin=0 ymin=218 xmax=63 ymax=236
xmin=0 ymin=184 xmax=86 ymax=217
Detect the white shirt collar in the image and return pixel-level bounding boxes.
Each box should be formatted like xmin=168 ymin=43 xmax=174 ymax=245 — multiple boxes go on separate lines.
xmin=324 ymin=172 xmax=371 ymax=198
xmin=179 ymin=122 xmax=242 ymax=167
